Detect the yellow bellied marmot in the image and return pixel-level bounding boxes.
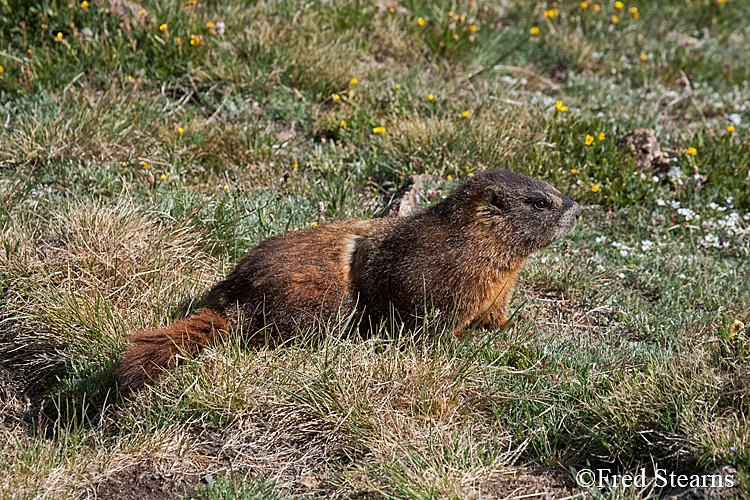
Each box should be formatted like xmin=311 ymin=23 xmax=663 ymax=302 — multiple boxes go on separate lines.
xmin=116 ymin=169 xmax=581 ymax=389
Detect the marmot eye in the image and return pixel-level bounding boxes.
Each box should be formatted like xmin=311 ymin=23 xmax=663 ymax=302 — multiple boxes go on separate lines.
xmin=532 ymin=199 xmax=549 ymax=210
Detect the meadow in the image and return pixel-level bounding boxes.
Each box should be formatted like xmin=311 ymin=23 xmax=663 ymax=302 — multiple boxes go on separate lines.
xmin=0 ymin=0 xmax=749 ymax=498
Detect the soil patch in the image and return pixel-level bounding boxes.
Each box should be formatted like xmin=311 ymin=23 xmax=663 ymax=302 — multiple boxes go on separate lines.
xmin=478 ymin=466 xmax=576 ymax=499
xmin=96 ymin=465 xmax=199 ymax=500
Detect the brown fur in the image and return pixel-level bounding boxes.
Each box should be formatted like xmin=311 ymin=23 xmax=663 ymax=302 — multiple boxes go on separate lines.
xmin=116 ymin=309 xmax=228 ymax=389
xmin=116 ymin=169 xmax=580 ymax=389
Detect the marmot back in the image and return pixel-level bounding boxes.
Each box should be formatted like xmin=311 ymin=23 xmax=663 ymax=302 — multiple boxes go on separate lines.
xmin=117 ymin=169 xmax=580 ymax=389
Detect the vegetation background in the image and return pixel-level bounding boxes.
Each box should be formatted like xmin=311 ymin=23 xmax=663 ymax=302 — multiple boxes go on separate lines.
xmin=0 ymin=0 xmax=748 ymax=498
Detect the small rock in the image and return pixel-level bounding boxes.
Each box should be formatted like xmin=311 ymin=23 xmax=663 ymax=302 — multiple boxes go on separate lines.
xmin=377 ymin=174 xmax=443 ymax=218
xmin=616 ymin=128 xmax=670 ymax=176
xmin=201 ymin=474 xmax=214 ymax=484
xmin=374 ymin=0 xmax=409 ymax=15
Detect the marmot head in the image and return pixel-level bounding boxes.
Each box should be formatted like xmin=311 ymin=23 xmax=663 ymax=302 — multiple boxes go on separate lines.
xmin=441 ymin=169 xmax=581 ymax=256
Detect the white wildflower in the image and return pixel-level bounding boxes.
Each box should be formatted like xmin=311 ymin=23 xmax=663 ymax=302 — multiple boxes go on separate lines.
xmin=677 ymin=208 xmax=696 ymax=221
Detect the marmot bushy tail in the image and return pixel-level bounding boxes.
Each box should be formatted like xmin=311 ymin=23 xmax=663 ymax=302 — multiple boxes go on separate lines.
xmin=115 ymin=309 xmax=228 ymax=389
xmin=117 ymin=169 xmax=580 ymax=390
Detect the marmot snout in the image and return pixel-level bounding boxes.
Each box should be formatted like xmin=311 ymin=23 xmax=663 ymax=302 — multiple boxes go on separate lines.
xmin=117 ymin=169 xmax=580 ymax=389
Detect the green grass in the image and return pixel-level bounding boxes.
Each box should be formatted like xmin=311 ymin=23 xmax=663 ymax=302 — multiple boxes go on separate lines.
xmin=1 ymin=0 xmax=749 ymax=498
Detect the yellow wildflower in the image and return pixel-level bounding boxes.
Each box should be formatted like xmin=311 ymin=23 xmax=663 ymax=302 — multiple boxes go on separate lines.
xmin=544 ymin=9 xmax=559 ymax=18
xmin=159 ymin=23 xmax=167 ymax=31
xmin=332 ymin=94 xmax=340 ymax=101
xmin=591 ymin=184 xmax=600 ymax=192
xmin=530 ymin=26 xmax=540 ymax=35
xmin=640 ymin=53 xmax=648 ymax=61
xmin=395 ymin=84 xmax=401 ymax=90
xmin=611 ymin=15 xmax=619 ymax=23
xmin=592 ymin=4 xmax=600 ymax=11
xmin=686 ymin=147 xmax=697 ymax=155
xmin=614 ymin=1 xmax=624 ymax=8
xmin=160 ymin=174 xmax=166 ymax=180
xmin=579 ymin=1 xmax=588 ymax=8
xmin=190 ymin=35 xmax=200 ymax=45
xmin=462 ymin=111 xmax=470 ymax=118
xmin=629 ymin=6 xmax=639 ymax=19
xmin=0 ymin=66 xmax=3 ymax=73
xmin=347 ymin=90 xmax=354 ymax=97
xmin=555 ymin=100 xmax=567 ymax=112
xmin=81 ymin=0 xmax=89 ymax=8
xmin=727 ymin=125 xmax=735 ymax=133
xmin=571 ymin=169 xmax=577 ymax=174
xmin=598 ymin=132 xmax=605 ymax=141
xmin=206 ymin=22 xmax=215 ymax=28
xmin=373 ymin=126 xmax=386 ymax=133
xmin=223 ymin=184 xmax=228 ymax=190
xmin=453 ymin=33 xmax=459 ymax=40
xmin=293 ymin=161 xmax=298 ymax=169
xmin=143 ymin=161 xmax=150 ymax=169
xmin=468 ymin=173 xmax=474 ymax=177
xmin=417 ymin=17 xmax=425 ymax=26
xmin=585 ymin=135 xmax=594 ymax=146
xmin=447 ymin=175 xmax=453 ymax=180
xmin=54 ymin=32 xmax=63 ymax=42
xmin=731 ymin=320 xmax=744 ymax=332
xmin=350 ymin=78 xmax=357 ymax=85
xmin=174 ymin=37 xmax=181 ymax=43
xmin=340 ymin=120 xmax=346 ymax=127
xmin=469 ymin=24 xmax=477 ymax=32
xmin=427 ymin=94 xmax=434 ymax=101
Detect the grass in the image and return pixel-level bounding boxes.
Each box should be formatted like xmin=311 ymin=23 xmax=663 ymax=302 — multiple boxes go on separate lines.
xmin=0 ymin=0 xmax=749 ymax=498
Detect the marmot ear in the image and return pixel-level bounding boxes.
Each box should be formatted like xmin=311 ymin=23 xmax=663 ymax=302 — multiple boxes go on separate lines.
xmin=483 ymin=186 xmax=507 ymax=210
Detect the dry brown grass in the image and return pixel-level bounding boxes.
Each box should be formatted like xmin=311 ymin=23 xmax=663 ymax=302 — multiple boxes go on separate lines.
xmin=384 ymin=103 xmax=539 ymax=177
xmin=107 ymin=327 xmax=553 ymax=498
xmin=0 ymin=86 xmax=289 ymax=186
xmin=0 ymin=198 xmax=225 ymax=372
